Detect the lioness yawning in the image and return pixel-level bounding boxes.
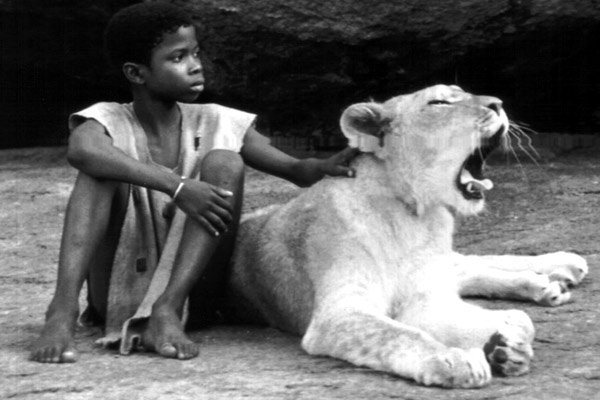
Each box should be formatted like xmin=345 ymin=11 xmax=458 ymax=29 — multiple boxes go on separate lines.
xmin=226 ymin=85 xmax=588 ymax=388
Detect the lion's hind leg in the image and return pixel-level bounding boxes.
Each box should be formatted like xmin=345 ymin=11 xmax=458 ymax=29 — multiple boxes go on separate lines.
xmin=302 ymin=296 xmax=492 ymax=388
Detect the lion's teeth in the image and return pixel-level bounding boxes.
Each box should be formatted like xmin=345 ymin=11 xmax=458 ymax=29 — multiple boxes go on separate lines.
xmin=460 ymin=168 xmax=474 ymax=184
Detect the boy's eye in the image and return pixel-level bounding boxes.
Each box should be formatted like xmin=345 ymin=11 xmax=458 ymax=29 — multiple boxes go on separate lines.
xmin=170 ymin=52 xmax=184 ymax=62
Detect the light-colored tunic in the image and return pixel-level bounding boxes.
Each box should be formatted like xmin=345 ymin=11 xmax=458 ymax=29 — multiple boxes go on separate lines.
xmin=69 ymin=102 xmax=256 ymax=353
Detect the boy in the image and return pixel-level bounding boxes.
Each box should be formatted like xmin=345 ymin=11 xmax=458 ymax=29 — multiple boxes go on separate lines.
xmin=30 ymin=2 xmax=357 ymax=363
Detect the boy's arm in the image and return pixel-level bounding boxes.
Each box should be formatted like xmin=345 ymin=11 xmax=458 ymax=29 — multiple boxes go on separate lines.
xmin=240 ymin=128 xmax=359 ymax=187
xmin=68 ymin=119 xmax=234 ymax=236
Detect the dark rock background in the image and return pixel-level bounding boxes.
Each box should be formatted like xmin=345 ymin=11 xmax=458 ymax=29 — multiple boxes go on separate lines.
xmin=1 ymin=0 xmax=599 ymax=148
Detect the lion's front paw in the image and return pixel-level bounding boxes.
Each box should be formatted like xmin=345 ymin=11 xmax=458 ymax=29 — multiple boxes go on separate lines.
xmin=537 ymin=252 xmax=588 ymax=287
xmin=484 ymin=310 xmax=534 ymax=377
xmin=416 ymin=348 xmax=491 ymax=388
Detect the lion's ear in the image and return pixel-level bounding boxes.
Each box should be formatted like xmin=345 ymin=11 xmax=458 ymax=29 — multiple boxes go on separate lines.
xmin=340 ymin=102 xmax=384 ymax=154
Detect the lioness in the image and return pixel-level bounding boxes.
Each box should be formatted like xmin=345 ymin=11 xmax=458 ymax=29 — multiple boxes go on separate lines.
xmin=226 ymin=85 xmax=588 ymax=388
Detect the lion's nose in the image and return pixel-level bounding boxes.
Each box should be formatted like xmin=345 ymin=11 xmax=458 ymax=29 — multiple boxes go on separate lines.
xmin=481 ymin=96 xmax=503 ymax=115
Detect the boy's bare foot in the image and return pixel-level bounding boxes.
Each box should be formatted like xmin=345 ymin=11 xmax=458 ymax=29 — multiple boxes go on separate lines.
xmin=141 ymin=303 xmax=199 ymax=360
xmin=30 ymin=309 xmax=79 ymax=363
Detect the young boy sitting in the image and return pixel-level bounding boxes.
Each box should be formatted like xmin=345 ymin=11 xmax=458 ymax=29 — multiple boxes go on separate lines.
xmin=30 ymin=2 xmax=358 ymax=363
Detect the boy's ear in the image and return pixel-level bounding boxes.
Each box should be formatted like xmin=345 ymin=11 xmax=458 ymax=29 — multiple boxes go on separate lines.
xmin=122 ymin=62 xmax=146 ymax=84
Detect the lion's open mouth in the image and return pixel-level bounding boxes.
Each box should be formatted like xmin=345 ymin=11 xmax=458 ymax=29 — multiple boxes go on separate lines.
xmin=456 ymin=130 xmax=505 ymax=200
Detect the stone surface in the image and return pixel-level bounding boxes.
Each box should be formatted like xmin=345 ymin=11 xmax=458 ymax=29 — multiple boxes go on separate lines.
xmin=1 ymin=146 xmax=600 ymax=399
xmin=178 ymin=0 xmax=600 ymax=135
xmin=1 ymin=0 xmax=599 ymax=147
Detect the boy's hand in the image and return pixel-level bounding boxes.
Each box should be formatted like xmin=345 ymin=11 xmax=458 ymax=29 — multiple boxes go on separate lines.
xmin=320 ymin=147 xmax=360 ymax=178
xmin=172 ymin=180 xmax=233 ymax=236
xmin=297 ymin=147 xmax=360 ymax=186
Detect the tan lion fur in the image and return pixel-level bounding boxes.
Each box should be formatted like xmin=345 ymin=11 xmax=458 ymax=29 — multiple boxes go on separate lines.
xmin=226 ymin=85 xmax=588 ymax=388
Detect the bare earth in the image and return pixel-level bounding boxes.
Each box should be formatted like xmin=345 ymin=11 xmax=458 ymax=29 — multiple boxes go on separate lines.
xmin=1 ymin=146 xmax=599 ymax=400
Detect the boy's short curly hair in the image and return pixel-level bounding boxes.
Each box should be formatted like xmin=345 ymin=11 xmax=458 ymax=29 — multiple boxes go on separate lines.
xmin=104 ymin=1 xmax=194 ymax=70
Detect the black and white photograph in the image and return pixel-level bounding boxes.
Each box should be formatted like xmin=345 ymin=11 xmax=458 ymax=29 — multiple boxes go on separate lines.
xmin=2 ymin=0 xmax=599 ymax=399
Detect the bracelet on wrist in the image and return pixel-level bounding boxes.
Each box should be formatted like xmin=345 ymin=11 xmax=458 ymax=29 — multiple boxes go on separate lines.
xmin=172 ymin=176 xmax=186 ymax=200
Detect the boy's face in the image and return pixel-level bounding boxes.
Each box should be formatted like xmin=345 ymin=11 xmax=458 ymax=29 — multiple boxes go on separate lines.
xmin=142 ymin=25 xmax=204 ymax=103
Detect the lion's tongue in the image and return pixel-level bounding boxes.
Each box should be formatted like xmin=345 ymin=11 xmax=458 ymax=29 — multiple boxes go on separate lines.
xmin=460 ymin=169 xmax=493 ymax=193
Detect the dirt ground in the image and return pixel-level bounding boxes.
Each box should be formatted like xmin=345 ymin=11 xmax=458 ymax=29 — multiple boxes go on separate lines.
xmin=1 ymin=146 xmax=599 ymax=400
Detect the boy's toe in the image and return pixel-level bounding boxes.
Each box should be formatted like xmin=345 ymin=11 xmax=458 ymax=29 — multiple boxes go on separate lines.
xmin=49 ymin=348 xmax=62 ymax=363
xmin=177 ymin=343 xmax=199 ymax=360
xmin=158 ymin=342 xmax=178 ymax=358
xmin=36 ymin=348 xmax=54 ymax=363
xmin=60 ymin=348 xmax=78 ymax=363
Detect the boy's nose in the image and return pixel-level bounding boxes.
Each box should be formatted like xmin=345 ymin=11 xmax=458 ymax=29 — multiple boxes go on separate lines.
xmin=189 ymin=60 xmax=202 ymax=75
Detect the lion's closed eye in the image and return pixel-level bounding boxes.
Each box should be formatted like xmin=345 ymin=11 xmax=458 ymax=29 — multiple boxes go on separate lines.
xmin=428 ymin=100 xmax=451 ymax=105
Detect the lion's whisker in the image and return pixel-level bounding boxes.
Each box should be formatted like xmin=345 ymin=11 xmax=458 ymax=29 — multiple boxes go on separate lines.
xmin=501 ymin=131 xmax=531 ymax=182
xmin=510 ymin=119 xmax=539 ymax=136
xmin=506 ymin=121 xmax=541 ymax=165
xmin=507 ymin=138 xmax=523 ymax=167
xmin=505 ymin=140 xmax=531 ymax=182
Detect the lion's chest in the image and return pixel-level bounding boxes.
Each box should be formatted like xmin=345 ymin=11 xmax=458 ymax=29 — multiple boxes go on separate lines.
xmin=301 ymin=188 xmax=457 ymax=315
xmin=328 ymin=191 xmax=455 ymax=259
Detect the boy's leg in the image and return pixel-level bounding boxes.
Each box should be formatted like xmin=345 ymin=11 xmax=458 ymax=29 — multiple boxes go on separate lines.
xmin=30 ymin=173 xmax=127 ymax=363
xmin=141 ymin=150 xmax=244 ymax=359
xmin=185 ymin=211 xmax=240 ymax=329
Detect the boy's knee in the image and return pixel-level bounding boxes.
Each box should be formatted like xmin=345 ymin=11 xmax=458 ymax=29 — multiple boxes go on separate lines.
xmin=201 ymin=150 xmax=245 ymax=179
xmin=71 ymin=173 xmax=128 ymax=216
